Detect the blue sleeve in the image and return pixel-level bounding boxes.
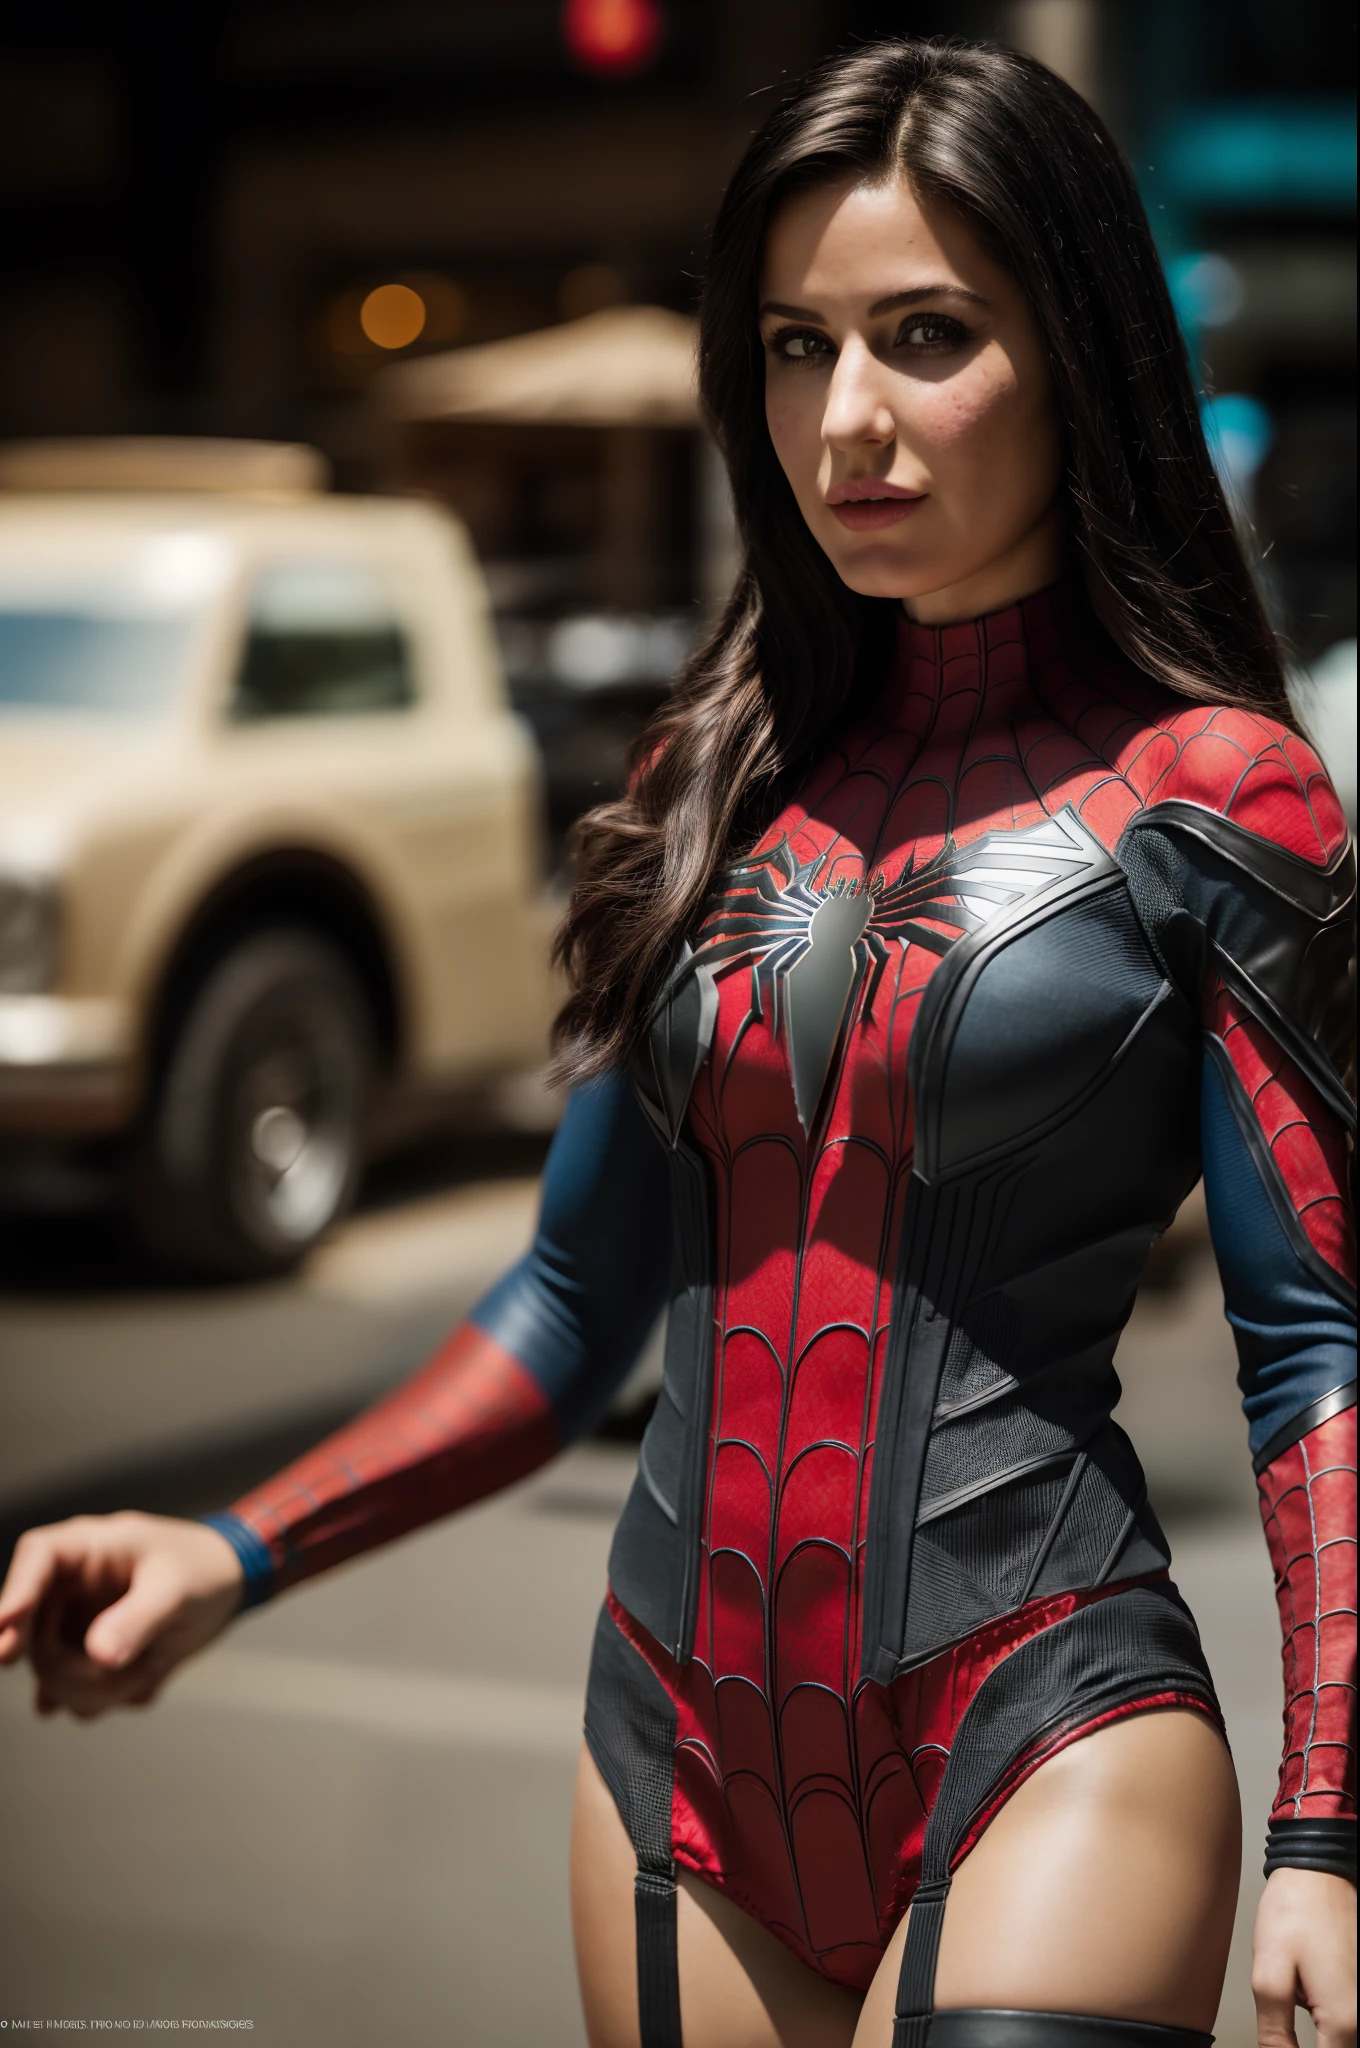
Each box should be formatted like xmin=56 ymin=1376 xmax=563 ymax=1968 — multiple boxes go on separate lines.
xmin=467 ymin=1070 xmax=673 ymax=1437
xmin=1200 ymin=1044 xmax=1356 ymax=1465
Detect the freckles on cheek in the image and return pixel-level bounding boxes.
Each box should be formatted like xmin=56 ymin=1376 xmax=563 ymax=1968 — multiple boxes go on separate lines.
xmin=914 ymin=364 xmax=1020 ymax=454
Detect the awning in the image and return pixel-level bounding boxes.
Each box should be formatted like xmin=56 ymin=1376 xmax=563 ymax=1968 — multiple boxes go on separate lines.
xmin=377 ymin=304 xmax=700 ymax=428
xmin=0 ymin=437 xmax=328 ymax=495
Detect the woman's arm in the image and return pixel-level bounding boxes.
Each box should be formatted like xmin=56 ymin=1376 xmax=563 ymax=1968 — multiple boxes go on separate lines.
xmin=0 ymin=1072 xmax=672 ymax=1711
xmin=1201 ymin=984 xmax=1356 ymax=1856
xmin=203 ymin=1070 xmax=672 ymax=1604
xmin=1121 ymin=732 xmax=1355 ymax=2044
xmin=1123 ymin=732 xmax=1356 ymax=1872
xmin=1200 ymin=991 xmax=1356 ymax=2048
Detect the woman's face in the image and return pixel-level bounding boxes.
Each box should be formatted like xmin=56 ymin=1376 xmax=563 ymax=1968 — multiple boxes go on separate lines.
xmin=760 ymin=173 xmax=1065 ymax=622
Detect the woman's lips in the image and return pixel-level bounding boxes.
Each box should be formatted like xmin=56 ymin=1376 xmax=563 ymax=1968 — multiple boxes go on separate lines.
xmin=829 ymin=495 xmax=925 ymax=530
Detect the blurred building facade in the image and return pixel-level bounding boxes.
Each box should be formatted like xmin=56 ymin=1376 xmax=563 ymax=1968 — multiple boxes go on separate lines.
xmin=1 ymin=1 xmax=1353 ymax=665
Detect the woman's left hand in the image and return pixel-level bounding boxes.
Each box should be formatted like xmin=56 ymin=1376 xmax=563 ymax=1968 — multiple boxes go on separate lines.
xmin=1253 ymin=1865 xmax=1357 ymax=2048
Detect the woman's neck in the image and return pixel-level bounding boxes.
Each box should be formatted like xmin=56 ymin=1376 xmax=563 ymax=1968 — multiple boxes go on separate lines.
xmin=899 ymin=501 xmax=1067 ymax=627
xmin=876 ymin=573 xmax=1097 ymax=736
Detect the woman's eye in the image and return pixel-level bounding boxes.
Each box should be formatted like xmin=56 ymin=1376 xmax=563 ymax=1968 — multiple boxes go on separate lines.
xmin=898 ymin=314 xmax=968 ymax=352
xmin=769 ymin=328 xmax=832 ymax=364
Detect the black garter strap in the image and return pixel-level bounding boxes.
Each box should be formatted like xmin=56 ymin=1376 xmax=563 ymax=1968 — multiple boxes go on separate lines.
xmin=891 ymin=1585 xmax=1218 ymax=2048
xmin=928 ymin=2015 xmax=1212 ymax=2045
xmin=634 ymin=1869 xmax=683 ymax=2048
xmin=582 ymin=1605 xmax=684 ymax=2047
xmin=1264 ymin=1815 xmax=1357 ymax=1882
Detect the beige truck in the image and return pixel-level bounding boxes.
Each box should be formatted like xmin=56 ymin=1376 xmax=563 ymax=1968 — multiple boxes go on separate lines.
xmin=0 ymin=439 xmax=554 ymax=1276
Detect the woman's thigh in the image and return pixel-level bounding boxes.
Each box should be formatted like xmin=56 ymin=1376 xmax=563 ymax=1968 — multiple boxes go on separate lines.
xmin=852 ymin=1707 xmax=1241 ymax=2046
xmin=570 ymin=1742 xmax=863 ymax=2048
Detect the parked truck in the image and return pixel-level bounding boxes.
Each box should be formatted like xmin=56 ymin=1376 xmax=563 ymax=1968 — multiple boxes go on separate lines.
xmin=0 ymin=438 xmax=555 ymax=1276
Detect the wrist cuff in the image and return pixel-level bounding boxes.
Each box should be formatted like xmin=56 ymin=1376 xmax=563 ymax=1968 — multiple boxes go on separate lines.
xmin=199 ymin=1513 xmax=277 ymax=1610
xmin=1264 ymin=1817 xmax=1357 ymax=1882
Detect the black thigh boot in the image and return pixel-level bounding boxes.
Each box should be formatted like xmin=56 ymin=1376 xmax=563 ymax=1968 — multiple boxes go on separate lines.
xmin=928 ymin=2018 xmax=1212 ymax=2046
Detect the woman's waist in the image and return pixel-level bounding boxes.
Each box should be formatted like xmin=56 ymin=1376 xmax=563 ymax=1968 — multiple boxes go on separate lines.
xmin=604 ymin=1567 xmax=1178 ymax=1733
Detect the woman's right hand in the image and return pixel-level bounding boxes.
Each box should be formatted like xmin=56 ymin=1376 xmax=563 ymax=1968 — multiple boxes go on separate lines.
xmin=0 ymin=1512 xmax=245 ymax=1718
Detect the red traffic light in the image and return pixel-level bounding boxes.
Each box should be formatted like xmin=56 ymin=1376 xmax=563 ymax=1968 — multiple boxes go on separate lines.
xmin=561 ymin=0 xmax=662 ymax=75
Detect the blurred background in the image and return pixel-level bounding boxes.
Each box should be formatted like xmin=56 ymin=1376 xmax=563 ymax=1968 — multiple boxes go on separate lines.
xmin=0 ymin=3 xmax=1353 ymax=2044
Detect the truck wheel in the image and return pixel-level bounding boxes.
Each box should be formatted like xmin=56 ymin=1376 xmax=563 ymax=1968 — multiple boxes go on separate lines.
xmin=129 ymin=928 xmax=374 ymax=1278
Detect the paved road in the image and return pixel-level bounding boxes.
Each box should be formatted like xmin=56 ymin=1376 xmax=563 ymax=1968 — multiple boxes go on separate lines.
xmin=0 ymin=1163 xmax=1308 ymax=2047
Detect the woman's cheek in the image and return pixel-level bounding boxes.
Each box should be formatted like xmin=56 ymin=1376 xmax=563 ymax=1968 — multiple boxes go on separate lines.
xmin=900 ymin=364 xmax=1018 ymax=460
xmin=763 ymin=379 xmax=798 ymax=454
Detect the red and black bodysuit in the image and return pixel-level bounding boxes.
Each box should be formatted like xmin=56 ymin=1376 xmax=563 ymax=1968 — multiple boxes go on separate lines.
xmin=207 ymin=586 xmax=1357 ymax=2041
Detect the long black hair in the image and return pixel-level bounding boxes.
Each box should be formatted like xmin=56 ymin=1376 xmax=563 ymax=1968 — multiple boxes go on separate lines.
xmin=552 ymin=36 xmax=1295 ymax=1080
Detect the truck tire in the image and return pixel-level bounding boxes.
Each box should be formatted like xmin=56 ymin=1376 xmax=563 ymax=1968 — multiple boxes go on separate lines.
xmin=129 ymin=927 xmax=374 ymax=1278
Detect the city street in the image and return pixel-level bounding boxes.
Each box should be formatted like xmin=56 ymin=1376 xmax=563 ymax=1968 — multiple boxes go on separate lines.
xmin=0 ymin=9 xmax=1348 ymax=2048
xmin=0 ymin=1153 xmax=1310 ymax=2047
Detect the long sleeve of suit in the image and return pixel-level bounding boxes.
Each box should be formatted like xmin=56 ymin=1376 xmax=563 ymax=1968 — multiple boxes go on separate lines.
xmin=203 ymin=1073 xmax=672 ymax=1603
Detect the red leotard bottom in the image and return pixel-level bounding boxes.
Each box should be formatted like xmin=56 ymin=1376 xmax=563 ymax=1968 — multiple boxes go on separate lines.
xmin=607 ymin=1574 xmax=1223 ymax=1993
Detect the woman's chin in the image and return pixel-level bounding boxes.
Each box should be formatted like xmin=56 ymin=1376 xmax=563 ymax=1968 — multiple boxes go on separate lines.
xmin=831 ymin=549 xmax=952 ymax=602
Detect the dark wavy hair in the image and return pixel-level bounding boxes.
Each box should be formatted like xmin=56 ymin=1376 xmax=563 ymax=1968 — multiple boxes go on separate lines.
xmin=550 ymin=36 xmax=1295 ymax=1082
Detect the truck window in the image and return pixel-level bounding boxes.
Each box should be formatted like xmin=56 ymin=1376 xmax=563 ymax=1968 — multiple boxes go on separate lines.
xmin=231 ymin=561 xmax=417 ymax=719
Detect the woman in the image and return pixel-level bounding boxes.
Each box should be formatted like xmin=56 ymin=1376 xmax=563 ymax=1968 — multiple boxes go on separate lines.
xmin=0 ymin=39 xmax=1353 ymax=2048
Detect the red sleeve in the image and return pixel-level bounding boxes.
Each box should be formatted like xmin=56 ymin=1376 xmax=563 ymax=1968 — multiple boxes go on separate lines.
xmin=1207 ymin=976 xmax=1354 ymax=1288
xmin=220 ymin=1325 xmax=558 ymax=1596
xmin=1258 ymin=1408 xmax=1357 ymax=1822
xmin=207 ymin=1070 xmax=673 ymax=1601
xmin=1208 ymin=981 xmax=1356 ymax=1820
xmin=1153 ymin=706 xmax=1348 ymax=867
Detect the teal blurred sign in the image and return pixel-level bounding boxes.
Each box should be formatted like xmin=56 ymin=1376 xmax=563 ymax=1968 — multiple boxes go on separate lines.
xmin=1156 ymin=100 xmax=1356 ymax=211
xmin=1200 ymin=393 xmax=1274 ymax=500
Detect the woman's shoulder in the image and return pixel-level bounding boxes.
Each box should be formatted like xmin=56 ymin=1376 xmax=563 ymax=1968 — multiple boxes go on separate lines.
xmin=1132 ymin=698 xmax=1348 ymax=869
xmin=1041 ymin=635 xmax=1346 ymax=870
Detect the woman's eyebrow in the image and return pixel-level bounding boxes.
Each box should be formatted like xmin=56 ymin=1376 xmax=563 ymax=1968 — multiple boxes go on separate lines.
xmin=869 ymin=284 xmax=987 ymax=315
xmin=758 ymin=284 xmax=988 ymax=322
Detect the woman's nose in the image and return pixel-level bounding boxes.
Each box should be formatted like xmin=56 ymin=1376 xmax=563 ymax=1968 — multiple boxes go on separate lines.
xmin=821 ymin=337 xmax=896 ymax=450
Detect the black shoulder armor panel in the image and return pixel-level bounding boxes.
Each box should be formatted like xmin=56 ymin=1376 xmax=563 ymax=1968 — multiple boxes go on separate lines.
xmin=1119 ymin=799 xmax=1356 ymax=1128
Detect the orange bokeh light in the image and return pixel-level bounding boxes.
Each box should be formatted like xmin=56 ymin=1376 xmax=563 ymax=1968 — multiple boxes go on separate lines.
xmin=360 ymin=283 xmax=427 ymax=350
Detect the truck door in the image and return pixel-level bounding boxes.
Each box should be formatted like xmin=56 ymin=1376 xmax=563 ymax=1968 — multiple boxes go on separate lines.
xmin=223 ymin=552 xmax=544 ymax=1084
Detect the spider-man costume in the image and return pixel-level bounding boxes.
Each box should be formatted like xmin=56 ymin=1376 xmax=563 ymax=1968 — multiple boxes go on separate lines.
xmin=206 ymin=584 xmax=1356 ymax=2042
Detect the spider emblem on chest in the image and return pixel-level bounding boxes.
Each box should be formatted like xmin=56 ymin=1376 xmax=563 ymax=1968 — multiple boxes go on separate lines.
xmin=686 ymin=812 xmax=1099 ymax=1132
